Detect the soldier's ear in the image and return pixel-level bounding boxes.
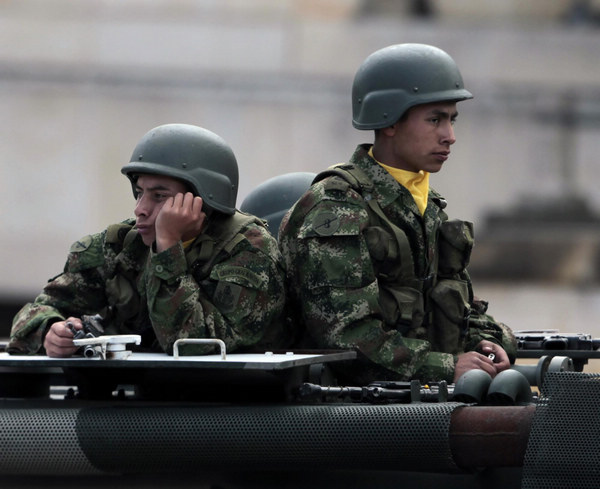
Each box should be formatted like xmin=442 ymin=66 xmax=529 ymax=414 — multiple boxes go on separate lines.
xmin=380 ymin=124 xmax=398 ymax=138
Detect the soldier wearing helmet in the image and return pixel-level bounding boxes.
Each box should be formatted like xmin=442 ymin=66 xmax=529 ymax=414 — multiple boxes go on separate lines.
xmin=280 ymin=44 xmax=516 ymax=385
xmin=9 ymin=124 xmax=289 ymax=357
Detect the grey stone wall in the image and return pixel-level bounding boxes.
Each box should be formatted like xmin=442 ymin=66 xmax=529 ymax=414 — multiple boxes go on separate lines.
xmin=1 ymin=0 xmax=599 ymax=298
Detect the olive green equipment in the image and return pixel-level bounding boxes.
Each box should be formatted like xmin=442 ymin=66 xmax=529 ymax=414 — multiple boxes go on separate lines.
xmin=240 ymin=172 xmax=316 ymax=239
xmin=122 ymin=123 xmax=239 ymax=215
xmin=352 ymin=43 xmax=473 ymax=130
xmin=314 ymin=163 xmax=474 ymax=355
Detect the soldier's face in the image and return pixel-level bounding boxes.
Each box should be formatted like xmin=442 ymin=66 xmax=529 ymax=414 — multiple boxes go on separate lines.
xmin=133 ymin=174 xmax=189 ymax=246
xmin=386 ymin=102 xmax=458 ymax=173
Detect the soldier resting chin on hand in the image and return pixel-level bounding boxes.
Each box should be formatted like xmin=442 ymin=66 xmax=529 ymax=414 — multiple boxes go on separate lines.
xmin=9 ymin=124 xmax=290 ymax=358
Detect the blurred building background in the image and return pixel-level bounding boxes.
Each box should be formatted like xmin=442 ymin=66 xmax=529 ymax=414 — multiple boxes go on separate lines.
xmin=1 ymin=0 xmax=600 ymax=340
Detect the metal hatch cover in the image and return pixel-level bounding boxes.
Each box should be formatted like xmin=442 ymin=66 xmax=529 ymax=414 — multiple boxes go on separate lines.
xmin=0 ymin=350 xmax=356 ymax=371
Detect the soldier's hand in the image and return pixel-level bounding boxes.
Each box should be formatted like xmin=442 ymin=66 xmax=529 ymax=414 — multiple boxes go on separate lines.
xmin=43 ymin=318 xmax=83 ymax=358
xmin=453 ymin=340 xmax=511 ymax=382
xmin=155 ymin=192 xmax=206 ymax=252
xmin=476 ymin=339 xmax=511 ymax=372
xmin=453 ymin=350 xmax=497 ymax=383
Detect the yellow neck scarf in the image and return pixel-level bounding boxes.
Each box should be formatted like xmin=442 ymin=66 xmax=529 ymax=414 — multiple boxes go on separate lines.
xmin=369 ymin=147 xmax=430 ymax=215
xmin=182 ymin=238 xmax=196 ymax=249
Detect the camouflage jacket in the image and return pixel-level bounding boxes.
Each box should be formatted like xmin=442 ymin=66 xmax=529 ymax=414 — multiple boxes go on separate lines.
xmin=279 ymin=144 xmax=516 ymax=384
xmin=9 ymin=212 xmax=289 ymax=356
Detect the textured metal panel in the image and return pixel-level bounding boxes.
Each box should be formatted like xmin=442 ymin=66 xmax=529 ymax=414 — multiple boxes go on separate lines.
xmin=0 ymin=407 xmax=101 ymax=475
xmin=522 ymin=372 xmax=600 ymax=488
xmin=75 ymin=403 xmax=462 ymax=474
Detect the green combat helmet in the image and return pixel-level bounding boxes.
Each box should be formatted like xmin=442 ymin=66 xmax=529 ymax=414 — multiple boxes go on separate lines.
xmin=240 ymin=172 xmax=316 ymax=239
xmin=121 ymin=124 xmax=239 ymax=215
xmin=352 ymin=43 xmax=473 ymax=130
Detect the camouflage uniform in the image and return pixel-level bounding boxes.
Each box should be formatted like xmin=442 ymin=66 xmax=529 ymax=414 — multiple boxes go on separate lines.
xmin=279 ymin=144 xmax=516 ymax=384
xmin=9 ymin=212 xmax=289 ymax=356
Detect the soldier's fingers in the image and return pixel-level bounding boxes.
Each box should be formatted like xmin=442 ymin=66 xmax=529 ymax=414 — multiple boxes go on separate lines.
xmin=48 ymin=326 xmax=76 ymax=345
xmin=476 ymin=354 xmax=497 ymax=377
xmin=480 ymin=342 xmax=510 ymax=371
xmin=44 ymin=330 xmax=78 ymax=358
xmin=181 ymin=192 xmax=195 ymax=208
xmin=46 ymin=343 xmax=78 ymax=358
xmin=492 ymin=350 xmax=511 ymax=372
xmin=172 ymin=193 xmax=185 ymax=208
xmin=192 ymin=196 xmax=203 ymax=213
xmin=64 ymin=317 xmax=83 ymax=328
xmin=62 ymin=318 xmax=83 ymax=336
xmin=49 ymin=322 xmax=70 ymax=338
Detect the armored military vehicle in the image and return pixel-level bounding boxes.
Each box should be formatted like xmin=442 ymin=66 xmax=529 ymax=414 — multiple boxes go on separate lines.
xmin=2 ymin=172 xmax=599 ymax=489
xmin=1 ymin=322 xmax=600 ymax=489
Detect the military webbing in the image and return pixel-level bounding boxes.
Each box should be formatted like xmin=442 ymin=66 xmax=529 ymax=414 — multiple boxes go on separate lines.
xmin=315 ymin=163 xmax=417 ymax=285
xmin=105 ymin=220 xmax=137 ymax=251
xmin=190 ymin=212 xmax=263 ymax=280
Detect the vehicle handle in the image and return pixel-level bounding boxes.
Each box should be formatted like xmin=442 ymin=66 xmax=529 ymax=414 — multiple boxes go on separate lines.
xmin=173 ymin=338 xmax=227 ymax=360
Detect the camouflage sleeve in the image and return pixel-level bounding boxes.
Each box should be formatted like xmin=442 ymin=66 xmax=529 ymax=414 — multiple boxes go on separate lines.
xmin=8 ymin=233 xmax=109 ymax=355
xmin=142 ymin=224 xmax=287 ymax=355
xmin=465 ymin=293 xmax=518 ymax=362
xmin=9 ymin=302 xmax=65 ymax=355
xmin=279 ymin=187 xmax=456 ymax=383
